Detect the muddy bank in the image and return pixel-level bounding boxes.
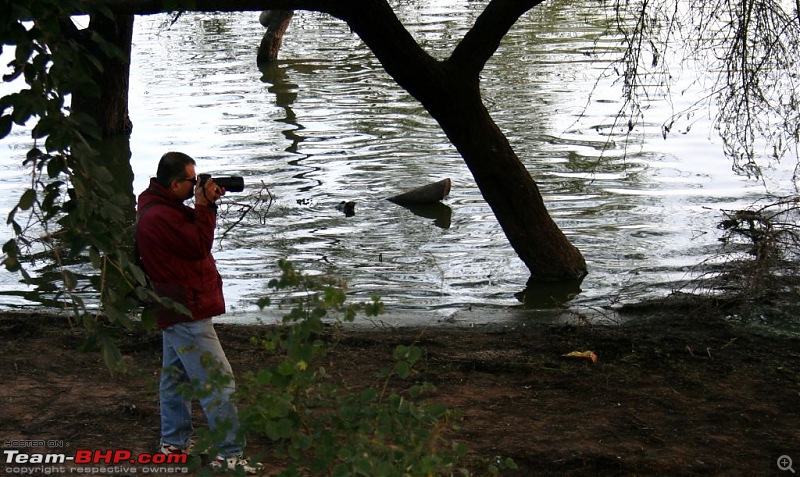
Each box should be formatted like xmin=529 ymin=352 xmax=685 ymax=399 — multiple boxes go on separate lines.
xmin=1 ymin=310 xmax=799 ymax=476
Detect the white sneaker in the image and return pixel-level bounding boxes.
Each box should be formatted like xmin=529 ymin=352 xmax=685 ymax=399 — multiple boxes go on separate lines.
xmin=159 ymin=438 xmax=193 ymax=456
xmin=210 ymin=454 xmax=263 ymax=474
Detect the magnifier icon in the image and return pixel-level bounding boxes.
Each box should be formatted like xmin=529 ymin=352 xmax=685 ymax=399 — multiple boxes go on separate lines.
xmin=778 ymin=455 xmax=796 ymax=473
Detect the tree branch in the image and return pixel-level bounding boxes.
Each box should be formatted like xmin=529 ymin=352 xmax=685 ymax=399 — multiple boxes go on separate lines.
xmin=334 ymin=0 xmax=439 ymax=94
xmin=449 ymin=0 xmax=545 ymax=77
xmin=85 ymin=0 xmax=434 ymax=84
xmin=82 ymin=0 xmax=539 ymax=98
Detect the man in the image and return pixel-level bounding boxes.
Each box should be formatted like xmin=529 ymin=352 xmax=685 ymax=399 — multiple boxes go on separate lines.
xmin=135 ymin=151 xmax=259 ymax=474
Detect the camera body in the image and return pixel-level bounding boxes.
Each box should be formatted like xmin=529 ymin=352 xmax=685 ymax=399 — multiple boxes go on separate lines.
xmin=198 ymin=173 xmax=245 ymax=193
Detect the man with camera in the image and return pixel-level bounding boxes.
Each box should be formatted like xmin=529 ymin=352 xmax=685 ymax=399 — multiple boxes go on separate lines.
xmin=135 ymin=151 xmax=259 ymax=474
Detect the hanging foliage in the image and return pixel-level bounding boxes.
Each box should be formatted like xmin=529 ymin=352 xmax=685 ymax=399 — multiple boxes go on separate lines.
xmin=1 ymin=0 xmax=155 ymax=370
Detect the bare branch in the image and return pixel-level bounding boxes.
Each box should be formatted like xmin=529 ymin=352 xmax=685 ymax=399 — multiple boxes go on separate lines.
xmin=216 ymin=181 xmax=274 ymax=244
xmin=609 ymin=0 xmax=800 ymax=179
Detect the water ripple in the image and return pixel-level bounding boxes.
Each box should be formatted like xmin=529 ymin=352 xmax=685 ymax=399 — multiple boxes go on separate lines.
xmin=0 ymin=2 xmax=791 ymax=322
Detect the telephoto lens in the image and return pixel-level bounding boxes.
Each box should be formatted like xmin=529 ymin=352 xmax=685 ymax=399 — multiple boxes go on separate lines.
xmin=198 ymin=174 xmax=245 ymax=192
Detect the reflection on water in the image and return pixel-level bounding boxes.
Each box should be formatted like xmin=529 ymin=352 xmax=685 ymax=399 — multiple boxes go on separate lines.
xmin=402 ymin=203 xmax=452 ymax=230
xmin=514 ymin=278 xmax=585 ymax=310
xmin=0 ymin=0 xmax=793 ymax=323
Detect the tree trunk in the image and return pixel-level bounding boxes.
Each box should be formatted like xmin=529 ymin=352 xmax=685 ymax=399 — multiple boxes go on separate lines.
xmin=257 ymin=10 xmax=294 ymax=63
xmin=70 ymin=13 xmax=134 ymax=137
xmin=63 ymin=13 xmax=137 ymax=230
xmin=430 ymin=80 xmax=587 ymax=281
xmin=338 ymin=0 xmax=588 ymax=282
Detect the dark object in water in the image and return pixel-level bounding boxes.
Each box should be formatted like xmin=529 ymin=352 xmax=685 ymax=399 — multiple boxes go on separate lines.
xmin=387 ymin=178 xmax=451 ymax=206
xmin=336 ymin=201 xmax=356 ymax=217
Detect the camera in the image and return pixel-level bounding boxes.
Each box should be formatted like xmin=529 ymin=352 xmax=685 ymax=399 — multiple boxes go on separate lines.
xmin=198 ymin=173 xmax=245 ymax=193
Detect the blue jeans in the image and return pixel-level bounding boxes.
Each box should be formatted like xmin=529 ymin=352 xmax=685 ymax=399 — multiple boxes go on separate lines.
xmin=160 ymin=319 xmax=243 ymax=457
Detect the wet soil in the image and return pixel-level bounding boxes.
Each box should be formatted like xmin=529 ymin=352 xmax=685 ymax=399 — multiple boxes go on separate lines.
xmin=1 ymin=308 xmax=799 ymax=476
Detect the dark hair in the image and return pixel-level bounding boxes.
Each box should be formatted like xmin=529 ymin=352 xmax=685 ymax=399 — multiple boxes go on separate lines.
xmin=156 ymin=152 xmax=196 ymax=186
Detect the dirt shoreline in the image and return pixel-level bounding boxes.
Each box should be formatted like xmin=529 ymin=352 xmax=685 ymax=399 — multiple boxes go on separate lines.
xmin=1 ymin=309 xmax=799 ymax=476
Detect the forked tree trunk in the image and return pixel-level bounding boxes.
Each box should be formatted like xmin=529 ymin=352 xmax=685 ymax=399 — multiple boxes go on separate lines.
xmin=90 ymin=0 xmax=588 ymax=282
xmin=340 ymin=0 xmax=588 ymax=282
xmin=248 ymin=1 xmax=586 ymax=281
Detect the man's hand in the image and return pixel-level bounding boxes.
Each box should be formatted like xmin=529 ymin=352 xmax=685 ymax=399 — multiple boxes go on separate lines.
xmin=195 ymin=178 xmax=226 ymax=206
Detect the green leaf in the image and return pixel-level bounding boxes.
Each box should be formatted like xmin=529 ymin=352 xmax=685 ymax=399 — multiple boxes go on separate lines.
xmin=14 ymin=41 xmax=33 ymax=67
xmin=360 ymin=388 xmax=377 ymax=402
xmin=3 ymin=255 xmax=20 ymax=272
xmin=504 ymin=457 xmax=518 ymax=470
xmin=365 ymin=295 xmax=384 ymax=317
xmin=407 ymin=345 xmax=422 ymax=364
xmin=99 ymin=334 xmax=124 ymax=373
xmin=18 ymin=189 xmax=36 ymax=211
xmin=46 ymin=155 xmax=66 ymax=178
xmin=62 ymin=270 xmax=77 ymax=291
xmin=393 ymin=344 xmax=408 ymax=360
xmin=131 ymin=265 xmax=148 ymax=287
xmin=141 ymin=308 xmax=157 ymax=329
xmin=0 ymin=115 xmax=12 ymax=139
xmin=256 ymin=369 xmax=272 ymax=386
xmin=264 ymin=418 xmax=296 ymax=440
xmin=110 ymin=193 xmax=132 ymax=207
xmin=104 ymin=305 xmax=131 ymax=328
xmin=89 ymin=247 xmax=101 ymax=268
xmin=278 ymin=361 xmax=295 ymax=376
xmin=2 ymin=240 xmax=18 ymax=254
xmin=396 ymin=361 xmax=410 ymax=379
xmin=91 ymin=164 xmax=114 ymax=183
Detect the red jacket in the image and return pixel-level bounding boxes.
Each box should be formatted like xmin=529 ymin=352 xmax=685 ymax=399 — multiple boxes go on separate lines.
xmin=135 ymin=179 xmax=225 ymax=329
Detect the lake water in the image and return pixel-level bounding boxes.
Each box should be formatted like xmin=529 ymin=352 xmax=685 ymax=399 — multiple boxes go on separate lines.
xmin=0 ymin=0 xmax=795 ymax=325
